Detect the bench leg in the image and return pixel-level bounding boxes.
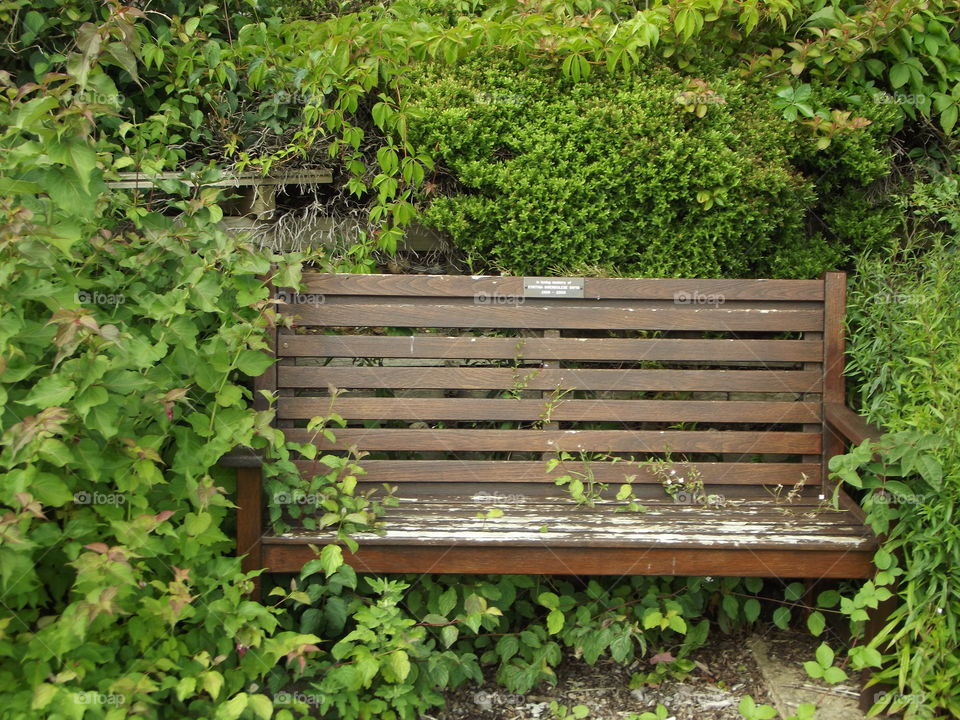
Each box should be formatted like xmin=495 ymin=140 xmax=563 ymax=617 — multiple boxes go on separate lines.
xmin=236 ymin=466 xmax=264 ymax=601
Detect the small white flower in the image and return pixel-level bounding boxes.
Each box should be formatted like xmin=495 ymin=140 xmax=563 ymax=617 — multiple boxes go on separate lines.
xmin=670 ymin=470 xmax=677 ymax=476
xmin=818 ymin=494 xmax=825 ymax=500
xmin=937 ymin=607 xmax=943 ymax=614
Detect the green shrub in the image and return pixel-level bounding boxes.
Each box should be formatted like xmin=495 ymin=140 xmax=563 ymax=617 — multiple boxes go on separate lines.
xmin=406 ymin=56 xmax=897 ymax=278
xmin=837 ymin=174 xmax=960 ymax=718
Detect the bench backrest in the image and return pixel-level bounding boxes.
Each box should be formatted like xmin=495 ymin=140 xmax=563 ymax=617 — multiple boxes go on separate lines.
xmin=262 ymin=272 xmax=846 ymax=499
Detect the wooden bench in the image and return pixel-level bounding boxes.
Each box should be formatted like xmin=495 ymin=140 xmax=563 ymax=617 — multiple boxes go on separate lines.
xmin=226 ymin=271 xmax=881 ymax=583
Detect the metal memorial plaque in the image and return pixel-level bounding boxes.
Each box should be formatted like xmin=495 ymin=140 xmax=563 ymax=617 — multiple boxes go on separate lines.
xmin=522 ymin=277 xmax=585 ymax=299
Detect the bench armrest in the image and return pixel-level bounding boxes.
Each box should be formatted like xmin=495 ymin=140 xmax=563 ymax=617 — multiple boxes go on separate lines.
xmin=823 ymin=402 xmax=884 ymax=445
xmin=218 ymin=448 xmax=264 ymax=468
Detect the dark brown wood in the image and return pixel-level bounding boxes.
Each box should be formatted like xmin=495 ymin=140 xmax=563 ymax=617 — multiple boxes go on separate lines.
xmin=230 ymin=272 xmax=879 ymax=585
xmin=304 ymin=460 xmax=822 ymax=485
xmin=287 ymin=428 xmax=822 ymax=454
xmin=823 ymin=403 xmax=884 ymax=445
xmin=278 ymin=335 xmax=824 ymax=363
xmin=284 ymin=302 xmax=824 ymax=332
xmin=279 ymin=366 xmax=823 ymax=393
xmin=299 ymin=274 xmax=825 ymax=301
xmin=262 ymin=543 xmax=873 ymax=577
xmin=236 ymin=466 xmax=263 ymax=599
xmin=822 ymin=272 xmax=847 ymax=404
xmin=278 ymin=398 xmax=823 ymax=423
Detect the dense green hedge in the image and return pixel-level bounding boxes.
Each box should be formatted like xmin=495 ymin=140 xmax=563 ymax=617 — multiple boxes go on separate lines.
xmin=407 ymin=56 xmax=898 ymax=277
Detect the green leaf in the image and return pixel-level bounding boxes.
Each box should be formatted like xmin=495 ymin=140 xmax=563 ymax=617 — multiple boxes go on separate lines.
xmin=214 ymin=693 xmax=247 ymax=720
xmin=815 ymin=642 xmax=834 ymax=668
xmin=387 ymin=649 xmax=410 ymax=681
xmin=772 ymin=607 xmax=791 ymax=629
xmin=496 ymin=634 xmax=519 ymax=661
xmin=237 ymin=349 xmax=274 ymax=376
xmin=175 ymin=677 xmax=196 ymax=702
xmin=320 ymin=544 xmax=343 ymax=577
xmin=822 ymin=665 xmax=848 ymax=684
xmin=546 ymin=609 xmax=564 ymax=635
xmin=438 ymin=587 xmax=457 ymax=616
xmin=202 ymin=670 xmax=224 ymax=700
xmin=743 ymin=598 xmax=761 ymax=623
xmin=807 ymin=611 xmax=826 ymax=636
xmin=49 ymin=137 xmax=98 ymax=193
xmin=247 ymin=694 xmax=273 ymax=720
xmin=21 ymin=375 xmax=76 ymax=408
xmin=940 ymin=104 xmax=958 ymax=135
xmin=441 ymin=624 xmax=459 ymax=648
xmin=537 ymin=591 xmax=559 ymax=610
xmin=890 ymin=63 xmax=911 ymax=89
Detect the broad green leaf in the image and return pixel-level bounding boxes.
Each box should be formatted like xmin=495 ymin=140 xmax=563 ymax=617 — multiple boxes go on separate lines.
xmin=21 ymin=376 xmax=76 ymax=408
xmin=807 ymin=611 xmax=826 ymax=636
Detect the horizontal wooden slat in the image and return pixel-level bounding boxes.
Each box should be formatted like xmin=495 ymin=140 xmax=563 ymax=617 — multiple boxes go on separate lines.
xmin=278 ymin=335 xmax=824 ymax=363
xmin=298 ymin=274 xmax=825 ymax=301
xmin=284 ymin=302 xmax=824 ymax=331
xmin=280 ymin=367 xmax=823 ymax=393
xmin=305 ymin=460 xmax=822 ymax=485
xmin=267 ymin=504 xmax=872 ymax=549
xmin=348 ymin=482 xmax=826 ymax=500
xmin=263 ymin=544 xmax=875 ymax=577
xmin=286 ymin=428 xmax=821 ymax=453
xmin=279 ymin=398 xmax=822 ymax=423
